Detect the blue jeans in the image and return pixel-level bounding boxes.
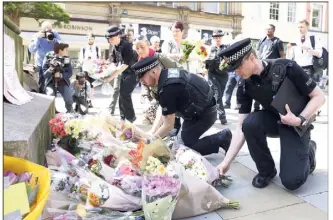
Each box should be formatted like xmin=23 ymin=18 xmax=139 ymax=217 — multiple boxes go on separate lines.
xmin=45 ymin=83 xmax=73 ymax=112
xmin=224 ymin=72 xmax=240 ymax=106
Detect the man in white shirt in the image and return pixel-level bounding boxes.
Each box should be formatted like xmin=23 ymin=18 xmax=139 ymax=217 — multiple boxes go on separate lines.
xmin=287 ymin=19 xmax=323 ymax=83
xmin=79 ymin=33 xmax=101 ymax=107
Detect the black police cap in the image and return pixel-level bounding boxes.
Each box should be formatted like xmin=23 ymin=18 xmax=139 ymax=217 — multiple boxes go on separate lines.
xmin=105 ymin=25 xmax=122 ymax=39
xmin=217 ymin=38 xmax=252 ymax=71
xmin=131 ymin=56 xmax=160 ymax=79
xmin=212 ymin=30 xmax=225 ymax=37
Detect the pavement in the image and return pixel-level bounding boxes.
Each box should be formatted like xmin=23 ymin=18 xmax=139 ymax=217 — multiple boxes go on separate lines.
xmin=55 ymin=85 xmax=328 ymax=220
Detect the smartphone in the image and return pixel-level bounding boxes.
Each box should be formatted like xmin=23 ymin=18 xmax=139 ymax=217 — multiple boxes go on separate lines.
xmin=290 ymin=43 xmax=297 ymax=46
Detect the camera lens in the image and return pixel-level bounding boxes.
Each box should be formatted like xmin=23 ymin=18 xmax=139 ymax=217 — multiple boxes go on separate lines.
xmin=46 ymin=31 xmax=55 ymax=41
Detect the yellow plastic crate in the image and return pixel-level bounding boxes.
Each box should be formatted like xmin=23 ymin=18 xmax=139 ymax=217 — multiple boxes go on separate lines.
xmin=4 ymin=155 xmax=51 ymax=220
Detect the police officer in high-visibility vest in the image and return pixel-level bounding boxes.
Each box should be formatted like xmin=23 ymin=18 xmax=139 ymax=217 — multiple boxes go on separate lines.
xmin=131 ymin=56 xmax=232 ymax=156
xmin=216 ymin=38 xmax=326 ymax=190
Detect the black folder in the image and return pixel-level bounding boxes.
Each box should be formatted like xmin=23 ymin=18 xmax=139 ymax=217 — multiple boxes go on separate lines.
xmin=271 ymin=77 xmax=309 ymax=116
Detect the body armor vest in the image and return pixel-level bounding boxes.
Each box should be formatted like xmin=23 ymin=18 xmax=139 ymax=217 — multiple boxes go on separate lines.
xmin=158 ymin=69 xmax=214 ymax=119
xmin=238 ymin=58 xmax=294 ymax=114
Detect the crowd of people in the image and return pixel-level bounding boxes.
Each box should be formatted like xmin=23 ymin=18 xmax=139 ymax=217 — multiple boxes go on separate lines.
xmin=28 ymin=18 xmax=327 ymax=191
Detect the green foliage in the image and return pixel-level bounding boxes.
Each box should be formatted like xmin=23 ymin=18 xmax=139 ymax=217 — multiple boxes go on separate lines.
xmin=4 ymin=2 xmax=70 ymax=26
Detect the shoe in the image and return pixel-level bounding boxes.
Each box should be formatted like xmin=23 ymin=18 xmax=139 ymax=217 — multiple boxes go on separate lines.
xmin=252 ymin=168 xmax=277 ymax=188
xmin=87 ymin=100 xmax=93 ymax=108
xmin=224 ymin=104 xmax=231 ymax=109
xmin=217 ymin=128 xmax=232 ymax=153
xmin=309 ymin=140 xmax=317 ymax=174
xmin=254 ymin=108 xmax=260 ymax=112
xmin=168 ymin=128 xmax=180 ymax=137
xmin=220 ymin=118 xmax=228 ymax=125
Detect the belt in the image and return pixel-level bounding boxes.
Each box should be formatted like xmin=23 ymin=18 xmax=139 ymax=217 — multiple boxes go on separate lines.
xmin=301 ymin=65 xmax=313 ymax=69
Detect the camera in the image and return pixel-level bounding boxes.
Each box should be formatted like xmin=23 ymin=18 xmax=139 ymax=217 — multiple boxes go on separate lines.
xmin=43 ymin=30 xmax=55 ymax=41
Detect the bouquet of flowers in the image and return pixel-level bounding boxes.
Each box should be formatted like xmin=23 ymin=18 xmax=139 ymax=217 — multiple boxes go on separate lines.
xmin=175 ymin=145 xmax=219 ymax=184
xmin=82 ymin=59 xmax=113 ymax=80
xmin=49 ymin=113 xmax=78 ymax=138
xmin=195 ymin=44 xmax=209 ymax=61
xmin=142 ymin=170 xmax=181 ymax=220
xmin=219 ymin=57 xmax=229 ymax=71
xmin=179 ymin=40 xmax=196 ymax=64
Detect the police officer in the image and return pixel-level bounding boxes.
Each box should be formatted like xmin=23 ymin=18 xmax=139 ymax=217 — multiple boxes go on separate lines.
xmin=205 ymin=30 xmax=229 ymax=125
xmin=106 ymin=26 xmax=139 ymax=122
xmin=42 ymin=42 xmax=73 ymax=113
xmin=131 ymin=56 xmax=232 ymax=156
xmin=216 ymin=38 xmax=326 ymax=190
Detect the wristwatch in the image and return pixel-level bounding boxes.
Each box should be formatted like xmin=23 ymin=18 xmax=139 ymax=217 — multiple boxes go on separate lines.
xmin=298 ymin=115 xmax=307 ymax=127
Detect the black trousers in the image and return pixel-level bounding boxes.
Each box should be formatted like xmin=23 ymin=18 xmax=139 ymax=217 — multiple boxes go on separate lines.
xmin=73 ymin=95 xmax=88 ymax=115
xmin=180 ymin=105 xmax=225 ymax=156
xmin=242 ymin=110 xmax=315 ymax=190
xmin=119 ymin=71 xmax=138 ymax=122
xmin=208 ymin=72 xmax=228 ymax=119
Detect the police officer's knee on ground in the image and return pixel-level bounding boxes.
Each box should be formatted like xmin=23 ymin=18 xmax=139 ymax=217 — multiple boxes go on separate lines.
xmin=42 ymin=42 xmax=74 ymax=113
xmin=131 ymin=56 xmax=232 ymax=156
xmin=216 ymin=38 xmax=326 ymax=190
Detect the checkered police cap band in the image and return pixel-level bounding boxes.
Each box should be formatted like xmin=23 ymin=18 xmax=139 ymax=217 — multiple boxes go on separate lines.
xmin=226 ymin=44 xmax=252 ymax=63
xmin=135 ymin=60 xmax=160 ymax=74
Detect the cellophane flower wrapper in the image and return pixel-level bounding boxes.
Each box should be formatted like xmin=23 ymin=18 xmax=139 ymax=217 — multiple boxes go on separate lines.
xmin=85 ymin=178 xmax=142 ymax=211
xmin=175 ymin=145 xmax=219 ymax=184
xmin=142 ymin=162 xmax=182 ymax=220
xmin=82 ymin=59 xmax=114 ymax=80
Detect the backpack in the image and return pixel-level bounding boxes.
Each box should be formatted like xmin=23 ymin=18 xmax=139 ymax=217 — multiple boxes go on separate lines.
xmin=83 ymin=46 xmax=99 ymax=59
xmin=310 ymin=35 xmax=328 ymax=70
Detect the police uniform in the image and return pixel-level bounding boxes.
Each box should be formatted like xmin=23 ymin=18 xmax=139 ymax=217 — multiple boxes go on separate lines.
xmin=42 ymin=51 xmax=73 ymax=112
xmin=206 ymin=30 xmax=229 ymax=125
xmin=218 ymin=38 xmax=317 ymax=190
xmin=106 ymin=26 xmax=139 ymax=122
xmin=132 ymin=57 xmax=232 ymax=156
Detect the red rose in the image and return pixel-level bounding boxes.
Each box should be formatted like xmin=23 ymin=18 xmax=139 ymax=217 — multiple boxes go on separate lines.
xmin=104 ymin=154 xmax=116 ymax=165
xmin=200 ymin=46 xmax=205 ymax=51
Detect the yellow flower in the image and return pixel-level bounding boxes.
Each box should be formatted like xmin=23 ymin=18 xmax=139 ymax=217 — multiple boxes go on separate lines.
xmin=158 ymin=165 xmax=166 ymax=175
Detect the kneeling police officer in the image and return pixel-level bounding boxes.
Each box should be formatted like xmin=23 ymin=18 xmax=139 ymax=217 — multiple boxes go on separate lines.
xmin=131 ymin=56 xmax=232 ymax=156
xmin=216 ymin=38 xmax=326 ymax=190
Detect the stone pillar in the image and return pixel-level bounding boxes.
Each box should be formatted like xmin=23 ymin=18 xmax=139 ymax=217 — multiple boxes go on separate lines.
xmin=178 ymin=10 xmax=190 ymax=39
xmin=108 ymin=3 xmax=121 ymax=26
xmin=231 ymin=17 xmax=242 ymax=38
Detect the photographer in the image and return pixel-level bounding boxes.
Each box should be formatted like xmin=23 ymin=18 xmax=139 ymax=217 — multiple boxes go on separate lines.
xmin=42 ymin=42 xmax=73 ymax=113
xmin=29 ymin=21 xmax=61 ymax=93
xmin=105 ymin=25 xmax=139 ymax=123
xmin=72 ymin=71 xmax=91 ymax=115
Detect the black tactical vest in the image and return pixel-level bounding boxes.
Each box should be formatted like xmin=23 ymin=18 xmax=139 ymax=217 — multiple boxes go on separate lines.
xmin=238 ymin=58 xmax=294 ymax=114
xmin=158 ymin=69 xmax=214 ymax=119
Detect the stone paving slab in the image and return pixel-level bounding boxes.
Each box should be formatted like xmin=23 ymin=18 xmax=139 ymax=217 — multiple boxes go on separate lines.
xmin=180 ymin=212 xmax=224 ymax=220
xmin=214 ymin=163 xmax=304 ymax=220
xmin=227 ymin=203 xmax=327 ymax=220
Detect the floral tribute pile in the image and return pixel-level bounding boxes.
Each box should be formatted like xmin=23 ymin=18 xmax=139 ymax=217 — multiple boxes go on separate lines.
xmin=44 ymin=113 xmax=239 ymax=220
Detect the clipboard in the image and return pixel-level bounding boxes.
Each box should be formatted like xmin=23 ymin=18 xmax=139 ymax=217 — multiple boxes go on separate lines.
xmin=270 ymin=77 xmax=309 ymax=116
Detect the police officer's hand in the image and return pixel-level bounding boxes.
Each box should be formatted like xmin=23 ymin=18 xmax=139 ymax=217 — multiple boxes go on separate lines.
xmin=217 ymin=160 xmax=231 ymax=176
xmin=279 ymin=104 xmax=301 ymax=126
xmin=38 ymin=31 xmax=45 ymax=38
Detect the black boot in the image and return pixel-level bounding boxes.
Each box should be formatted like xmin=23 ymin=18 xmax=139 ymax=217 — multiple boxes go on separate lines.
xmin=169 ymin=117 xmax=181 ymax=137
xmin=309 ymin=140 xmax=317 ymax=174
xmin=216 ymin=128 xmax=232 ymax=153
xmin=252 ymin=168 xmax=277 ymax=188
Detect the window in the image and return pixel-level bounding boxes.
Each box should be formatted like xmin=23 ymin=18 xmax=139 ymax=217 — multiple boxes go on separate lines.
xmin=187 ymin=2 xmax=198 ymax=11
xmin=311 ymin=4 xmax=323 ymax=29
xmin=165 ymin=2 xmax=175 ymax=8
xmin=287 ymin=3 xmax=296 ymax=23
xmin=220 ymin=2 xmax=228 ymax=14
xmin=269 ymin=3 xmax=279 ymax=20
xmin=201 ymin=2 xmax=219 ymax=14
